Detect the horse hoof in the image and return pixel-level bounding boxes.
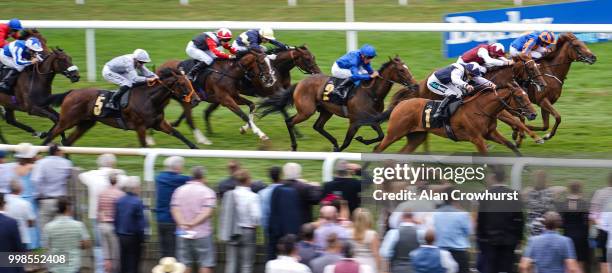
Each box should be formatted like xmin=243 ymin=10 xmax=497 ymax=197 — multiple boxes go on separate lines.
xmin=543 ymin=133 xmax=552 ymax=140
xmin=535 ymin=139 xmax=545 ymax=144
xmin=240 ymin=127 xmax=247 ymax=134
xmin=355 ymin=136 xmax=365 ymax=143
xmin=260 ymin=135 xmax=270 ymax=141
xmin=37 ymin=132 xmax=48 ymax=139
xmin=145 ymin=136 xmax=156 ymax=146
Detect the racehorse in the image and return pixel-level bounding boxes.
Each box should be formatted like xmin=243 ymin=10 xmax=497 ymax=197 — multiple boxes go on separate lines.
xmin=169 ymin=45 xmax=321 ymax=143
xmin=259 ymin=56 xmax=419 ymax=151
xmin=157 ymin=49 xmax=276 ymax=143
xmin=0 ymin=48 xmax=80 ymax=139
xmin=373 ymin=85 xmax=537 ymax=156
xmin=41 ymin=68 xmax=200 ymax=148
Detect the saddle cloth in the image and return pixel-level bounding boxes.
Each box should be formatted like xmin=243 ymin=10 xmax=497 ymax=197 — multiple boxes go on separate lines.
xmin=92 ymin=90 xmax=129 ymax=118
xmin=422 ymin=99 xmax=463 ymax=141
xmin=322 ymin=77 xmax=355 ymax=105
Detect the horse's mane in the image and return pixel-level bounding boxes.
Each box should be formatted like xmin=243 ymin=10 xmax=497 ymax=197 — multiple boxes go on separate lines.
xmin=378 ymin=59 xmax=395 ymax=72
xmin=157 ymin=67 xmax=177 ymax=79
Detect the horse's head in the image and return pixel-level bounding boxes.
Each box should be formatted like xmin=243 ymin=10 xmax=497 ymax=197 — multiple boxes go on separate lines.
xmin=561 ymin=33 xmax=597 ymax=64
xmin=38 ymin=47 xmax=80 ymax=83
xmin=290 ymin=45 xmax=321 ymax=74
xmin=503 ymin=84 xmax=537 ymax=121
xmin=158 ymin=68 xmax=201 ymax=105
xmin=513 ymin=53 xmax=546 ymax=92
xmin=378 ymin=56 xmax=419 ymax=90
xmin=239 ymin=49 xmax=276 ymax=88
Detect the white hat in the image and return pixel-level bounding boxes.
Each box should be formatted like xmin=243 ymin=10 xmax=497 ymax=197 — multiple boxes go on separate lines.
xmin=14 ymin=143 xmax=38 ymax=159
xmin=152 ymin=257 xmax=186 ymax=273
xmin=132 ymin=48 xmax=151 ymax=63
xmin=259 ymin=27 xmax=276 ymax=40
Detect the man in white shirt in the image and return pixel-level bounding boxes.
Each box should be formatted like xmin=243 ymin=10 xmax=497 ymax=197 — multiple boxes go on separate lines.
xmin=5 ymin=180 xmax=36 ymax=250
xmin=266 ymin=234 xmax=312 ymax=273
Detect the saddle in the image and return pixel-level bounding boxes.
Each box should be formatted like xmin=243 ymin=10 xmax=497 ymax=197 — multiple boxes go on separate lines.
xmin=0 ymin=64 xmax=18 ymax=95
xmin=178 ymin=59 xmax=213 ymax=98
xmin=93 ymin=90 xmax=129 ymax=129
xmin=422 ymin=99 xmax=463 ymax=141
xmin=322 ymin=77 xmax=355 ymax=105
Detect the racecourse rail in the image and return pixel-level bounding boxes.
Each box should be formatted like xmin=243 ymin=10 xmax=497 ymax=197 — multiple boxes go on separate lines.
xmin=10 ymin=20 xmax=612 ymax=81
xmin=3 ymin=144 xmax=612 ymax=190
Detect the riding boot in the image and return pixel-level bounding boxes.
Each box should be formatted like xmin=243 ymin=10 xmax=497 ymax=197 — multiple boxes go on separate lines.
xmin=188 ymin=61 xmax=209 ymax=81
xmin=0 ymin=69 xmax=20 ymax=94
xmin=433 ymin=95 xmax=456 ymax=120
xmin=336 ymin=78 xmax=354 ymax=101
xmin=106 ymin=85 xmax=130 ymax=110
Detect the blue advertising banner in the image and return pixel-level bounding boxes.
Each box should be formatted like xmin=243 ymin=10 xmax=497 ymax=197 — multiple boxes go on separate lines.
xmin=443 ymin=0 xmax=612 ymax=58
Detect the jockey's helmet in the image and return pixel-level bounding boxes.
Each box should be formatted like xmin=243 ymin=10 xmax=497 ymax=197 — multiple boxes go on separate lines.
xmin=538 ymin=31 xmax=556 ymax=45
xmin=259 ymin=27 xmax=275 ymax=40
xmin=25 ymin=38 xmax=43 ymax=52
xmin=8 ymin=18 xmax=22 ymax=31
xmin=359 ymin=44 xmax=377 ymax=58
xmin=216 ymin=28 xmax=232 ymax=42
xmin=133 ymin=49 xmax=151 ymax=63
xmin=489 ymin=43 xmax=506 ymax=57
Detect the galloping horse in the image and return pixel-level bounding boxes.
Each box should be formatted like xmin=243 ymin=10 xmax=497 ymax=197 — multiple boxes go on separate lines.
xmin=0 ymin=48 xmax=80 ymax=139
xmin=157 ymin=49 xmax=276 ymax=143
xmin=259 ymin=56 xmax=419 ymax=151
xmin=41 ymin=68 xmax=200 ymax=148
xmin=373 ymin=85 xmax=537 ymax=155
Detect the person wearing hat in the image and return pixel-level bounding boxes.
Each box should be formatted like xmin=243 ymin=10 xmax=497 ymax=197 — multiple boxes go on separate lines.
xmin=152 ymin=257 xmax=186 ymax=273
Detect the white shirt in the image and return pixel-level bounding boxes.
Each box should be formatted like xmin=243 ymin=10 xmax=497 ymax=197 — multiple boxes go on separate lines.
xmin=79 ymin=167 xmax=127 ymax=219
xmin=265 ymin=256 xmax=312 ymax=273
xmin=323 ymin=259 xmax=374 ymax=273
xmin=232 ymin=186 xmax=262 ymax=228
xmin=5 ymin=193 xmax=36 ymax=244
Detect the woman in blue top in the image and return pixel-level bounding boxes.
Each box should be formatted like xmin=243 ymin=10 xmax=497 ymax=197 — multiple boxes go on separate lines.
xmin=331 ymin=44 xmax=380 ymax=100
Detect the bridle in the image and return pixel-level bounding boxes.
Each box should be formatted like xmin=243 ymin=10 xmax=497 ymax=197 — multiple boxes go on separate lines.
xmin=494 ymin=87 xmax=532 ymax=117
xmin=33 ymin=52 xmax=79 ymax=78
xmin=240 ymin=52 xmax=276 ymax=86
xmin=288 ymin=49 xmax=318 ymax=75
xmin=151 ymin=74 xmax=197 ymax=103
xmin=514 ymin=59 xmax=545 ymax=92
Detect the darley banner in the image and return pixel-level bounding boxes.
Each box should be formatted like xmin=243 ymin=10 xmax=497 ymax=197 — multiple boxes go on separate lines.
xmin=443 ymin=0 xmax=612 ymax=58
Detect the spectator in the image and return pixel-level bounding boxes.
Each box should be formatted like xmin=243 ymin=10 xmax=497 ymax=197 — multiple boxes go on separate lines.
xmin=297 ymin=223 xmax=320 ymax=266
xmin=477 ymin=166 xmax=524 ymax=273
xmin=603 ymin=202 xmax=612 ymax=273
xmin=557 ymin=181 xmax=590 ymax=272
xmin=0 ymin=192 xmax=25 ymax=273
xmin=218 ymin=160 xmax=266 ymax=199
xmin=97 ymin=171 xmax=125 ymax=273
xmin=155 ymin=156 xmax=190 ymax=258
xmin=79 ymin=153 xmax=125 ymax=273
xmin=323 ymin=241 xmax=374 ymax=273
xmin=11 ymin=143 xmax=40 ymax=248
xmin=4 ymin=180 xmax=35 ymax=250
xmin=268 ymin=175 xmax=302 ymax=260
xmin=524 ymin=170 xmax=556 ymax=236
xmin=152 ymin=257 xmax=186 ymax=273
xmin=171 ymin=166 xmax=217 ymax=273
xmin=410 ymin=229 xmax=458 ymax=273
xmin=519 ymin=211 xmax=581 ymax=273
xmin=43 ymin=197 xmax=91 ymax=273
xmin=322 ymin=160 xmax=362 ymax=213
xmin=433 ymin=187 xmax=472 ymax=273
xmin=258 ymin=166 xmax=283 ymax=235
xmin=283 ymin=162 xmax=321 ymax=224
xmin=310 ymin=234 xmax=344 ymax=273
xmin=220 ymin=169 xmax=261 ymax=273
xmin=265 ymin=234 xmax=312 ymax=273
xmin=380 ymin=210 xmax=422 ymax=273
xmin=0 ymin=148 xmax=14 ymax=192
xmin=114 ymin=176 xmax=147 ymax=273
xmin=31 ymin=143 xmax=72 ymax=230
xmin=349 ymin=208 xmax=381 ymax=271
xmin=590 ymin=173 xmax=612 ymax=273
xmin=388 ymin=181 xmax=437 ymax=230
xmin=0 ymin=149 xmax=5 ymax=164
xmin=314 ymin=206 xmax=350 ymax=250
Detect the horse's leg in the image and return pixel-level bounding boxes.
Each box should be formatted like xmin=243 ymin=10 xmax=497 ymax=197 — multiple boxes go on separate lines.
xmin=498 ymin=110 xmax=543 ymax=145
xmin=471 ymin=136 xmax=488 ymax=155
xmin=135 ymin=126 xmax=149 ymax=148
xmin=179 ymin=101 xmax=210 ymax=145
xmin=63 ymin=121 xmax=96 ymax=146
xmin=281 ymin=108 xmax=302 ymax=138
xmin=0 ymin=124 xmax=7 ymax=144
xmin=42 ymin=117 xmax=78 ymax=145
xmin=526 ymin=105 xmax=551 ymax=132
xmin=3 ymin=108 xmax=40 ymax=136
xmin=156 ymin=120 xmax=198 ymax=149
xmin=172 ymin=102 xmax=189 ymax=127
xmin=398 ymin=132 xmax=428 ymax=153
xmin=236 ymin=96 xmax=268 ymax=140
xmin=203 ymin=102 xmax=220 ymax=135
xmin=539 ymin=99 xmax=561 ymax=140
xmin=355 ymin=124 xmax=385 ymax=145
xmin=312 ymin=111 xmax=339 ymax=151
xmin=145 ymin=129 xmax=156 ymax=146
xmin=486 ymin=129 xmax=522 ymax=157
xmin=338 ymin=120 xmax=364 ymax=152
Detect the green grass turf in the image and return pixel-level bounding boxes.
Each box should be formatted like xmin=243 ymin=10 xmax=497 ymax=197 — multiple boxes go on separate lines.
xmin=1 ymin=0 xmax=611 ymax=193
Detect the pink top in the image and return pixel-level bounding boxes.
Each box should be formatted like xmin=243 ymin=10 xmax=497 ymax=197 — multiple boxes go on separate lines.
xmin=97 ymin=186 xmax=125 ymax=223
xmin=171 ymin=181 xmax=217 ymax=238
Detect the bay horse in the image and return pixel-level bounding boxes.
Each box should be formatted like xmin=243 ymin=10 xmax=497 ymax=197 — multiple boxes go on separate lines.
xmin=0 ymin=48 xmax=80 ymax=139
xmin=259 ymin=56 xmax=419 ymax=151
xmin=170 ymin=45 xmax=321 ymax=143
xmin=373 ymin=85 xmax=537 ymax=156
xmin=156 ymin=49 xmax=276 ymax=144
xmin=41 ymin=68 xmax=200 ymax=148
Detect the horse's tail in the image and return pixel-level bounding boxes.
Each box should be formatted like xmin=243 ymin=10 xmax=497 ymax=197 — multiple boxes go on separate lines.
xmin=44 ymin=91 xmax=72 ymax=107
xmin=258 ymin=84 xmax=296 ymax=118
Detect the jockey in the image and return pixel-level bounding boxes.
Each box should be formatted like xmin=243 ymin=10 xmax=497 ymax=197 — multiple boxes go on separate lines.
xmin=331 ymin=44 xmax=379 ymax=100
xmin=0 ymin=19 xmax=23 ymax=48
xmin=0 ymin=38 xmax=43 ymax=93
xmin=427 ymin=62 xmax=496 ymax=119
xmin=457 ymin=43 xmax=512 ymax=73
xmin=185 ymin=28 xmax=237 ymax=80
xmin=232 ymin=27 xmax=288 ymax=53
xmin=510 ymin=31 xmax=556 ymax=59
xmin=102 ymin=49 xmax=158 ymax=110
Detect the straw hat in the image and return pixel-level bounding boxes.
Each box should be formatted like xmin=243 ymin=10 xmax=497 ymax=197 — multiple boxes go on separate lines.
xmin=14 ymin=143 xmax=38 ymax=159
xmin=152 ymin=257 xmax=186 ymax=273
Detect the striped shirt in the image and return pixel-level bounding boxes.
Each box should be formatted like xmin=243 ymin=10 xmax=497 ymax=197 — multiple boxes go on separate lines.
xmin=97 ymin=186 xmax=125 ymax=223
xmin=43 ymin=216 xmax=90 ymax=273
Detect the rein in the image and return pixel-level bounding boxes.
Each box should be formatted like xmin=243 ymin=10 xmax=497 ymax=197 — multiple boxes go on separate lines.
xmin=151 ymin=75 xmax=196 ymax=103
xmin=288 ymin=50 xmax=315 ymax=75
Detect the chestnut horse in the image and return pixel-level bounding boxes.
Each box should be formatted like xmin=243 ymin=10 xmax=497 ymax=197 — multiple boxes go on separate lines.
xmin=373 ymin=85 xmax=537 ymax=155
xmin=259 ymin=56 xmax=419 ymax=151
xmin=41 ymin=68 xmax=200 ymax=148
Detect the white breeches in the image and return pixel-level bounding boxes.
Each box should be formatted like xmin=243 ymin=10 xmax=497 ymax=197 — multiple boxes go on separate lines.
xmin=185 ymin=41 xmax=215 ymax=65
xmin=427 ymin=74 xmax=464 ymax=98
xmin=510 ymin=46 xmax=547 ymax=59
xmin=102 ymin=65 xmax=135 ymax=87
xmin=0 ymin=54 xmax=28 ymax=72
xmin=331 ymin=62 xmax=367 ymax=79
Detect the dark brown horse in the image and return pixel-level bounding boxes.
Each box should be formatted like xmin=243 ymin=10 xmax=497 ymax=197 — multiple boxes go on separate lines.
xmin=259 ymin=56 xmax=419 ymax=151
xmin=373 ymin=85 xmax=537 ymax=155
xmin=0 ymin=48 xmax=80 ymax=139
xmin=156 ymin=49 xmax=276 ymax=144
xmin=41 ymin=68 xmax=200 ymax=148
